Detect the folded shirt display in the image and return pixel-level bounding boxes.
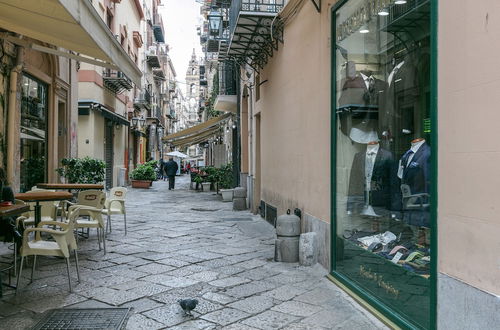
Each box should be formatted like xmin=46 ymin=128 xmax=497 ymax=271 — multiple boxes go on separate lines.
xmin=357 ymin=231 xmax=397 ymax=247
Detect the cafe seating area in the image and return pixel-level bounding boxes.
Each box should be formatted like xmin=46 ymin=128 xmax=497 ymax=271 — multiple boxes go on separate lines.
xmin=0 ymin=183 xmax=127 ymax=295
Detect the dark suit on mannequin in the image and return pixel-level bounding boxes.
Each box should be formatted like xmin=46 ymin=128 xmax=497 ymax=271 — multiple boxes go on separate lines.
xmin=347 ymin=148 xmax=394 ymax=215
xmin=400 ymin=142 xmax=431 ymax=227
xmin=379 ymin=55 xmax=419 ymax=151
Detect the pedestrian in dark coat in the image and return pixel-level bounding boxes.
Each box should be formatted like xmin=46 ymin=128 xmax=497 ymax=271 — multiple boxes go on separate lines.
xmin=164 ymin=157 xmax=179 ymax=190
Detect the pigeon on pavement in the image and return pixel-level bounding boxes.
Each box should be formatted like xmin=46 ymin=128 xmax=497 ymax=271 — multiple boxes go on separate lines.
xmin=178 ymin=298 xmax=199 ymax=316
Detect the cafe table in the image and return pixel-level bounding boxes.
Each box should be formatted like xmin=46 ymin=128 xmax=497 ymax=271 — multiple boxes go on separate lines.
xmin=15 ymin=191 xmax=73 ymax=227
xmin=0 ymin=204 xmax=30 ymax=296
xmin=36 ymin=183 xmax=104 ymax=191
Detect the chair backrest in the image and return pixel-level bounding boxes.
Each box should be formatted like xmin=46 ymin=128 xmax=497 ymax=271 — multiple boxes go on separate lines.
xmin=77 ymin=190 xmax=106 ymax=210
xmin=105 ymin=187 xmax=127 ymax=209
xmin=400 ymin=184 xmax=411 ymax=198
xmin=65 ymin=206 xmax=81 ymax=250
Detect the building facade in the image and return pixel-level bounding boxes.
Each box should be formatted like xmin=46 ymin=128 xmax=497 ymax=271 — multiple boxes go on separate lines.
xmin=0 ymin=0 xmax=139 ymax=192
xmin=208 ymin=0 xmax=500 ymax=329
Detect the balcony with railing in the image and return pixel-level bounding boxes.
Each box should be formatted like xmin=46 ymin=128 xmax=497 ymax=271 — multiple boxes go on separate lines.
xmin=228 ymin=0 xmax=285 ymax=69
xmin=102 ymin=69 xmax=133 ymax=93
xmin=153 ymin=12 xmax=165 ymax=43
xmin=166 ymin=103 xmax=176 ymax=119
xmin=146 ymin=46 xmax=161 ymax=68
xmin=133 ymin=89 xmax=152 ymax=110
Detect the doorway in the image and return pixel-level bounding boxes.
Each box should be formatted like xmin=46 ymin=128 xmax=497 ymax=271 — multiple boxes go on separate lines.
xmin=105 ymin=120 xmax=114 ymax=189
xmin=253 ymin=113 xmax=261 ymax=214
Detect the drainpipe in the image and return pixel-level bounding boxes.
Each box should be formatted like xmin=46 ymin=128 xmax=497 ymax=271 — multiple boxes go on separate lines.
xmin=7 ymin=44 xmax=23 ymax=187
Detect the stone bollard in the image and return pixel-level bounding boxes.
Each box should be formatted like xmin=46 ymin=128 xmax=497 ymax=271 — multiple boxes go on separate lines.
xmin=232 ymin=187 xmax=247 ymax=211
xmin=299 ymin=232 xmax=318 ymax=266
xmin=275 ymin=210 xmax=301 ymax=262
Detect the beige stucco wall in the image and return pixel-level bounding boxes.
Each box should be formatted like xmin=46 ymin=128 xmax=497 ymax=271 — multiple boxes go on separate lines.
xmin=253 ymin=1 xmax=335 ymax=222
xmin=439 ymin=0 xmax=500 ymax=296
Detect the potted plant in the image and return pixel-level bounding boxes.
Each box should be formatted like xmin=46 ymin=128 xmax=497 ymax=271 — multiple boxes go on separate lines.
xmin=129 ymin=163 xmax=156 ymax=188
xmin=201 ymin=178 xmax=211 ymax=192
xmin=193 ymin=175 xmax=203 ymax=190
xmin=218 ymin=163 xmax=234 ymax=201
xmin=56 ymin=157 xmax=106 ymax=184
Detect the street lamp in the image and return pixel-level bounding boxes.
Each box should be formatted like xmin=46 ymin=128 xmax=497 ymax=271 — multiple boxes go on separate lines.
xmin=131 ymin=117 xmax=139 ymax=128
xmin=208 ymin=8 xmax=222 ymax=37
xmin=138 ymin=118 xmax=146 ymax=129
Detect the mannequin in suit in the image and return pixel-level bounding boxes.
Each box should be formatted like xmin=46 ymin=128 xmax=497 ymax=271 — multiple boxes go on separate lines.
xmin=398 ymin=138 xmax=431 ymax=227
xmin=347 ymin=141 xmax=394 ymax=217
xmin=337 ymin=62 xmax=388 ymax=138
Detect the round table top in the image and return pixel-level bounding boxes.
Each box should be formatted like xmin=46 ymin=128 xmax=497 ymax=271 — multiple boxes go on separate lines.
xmin=36 ymin=183 xmax=104 ymax=190
xmin=15 ymin=191 xmax=73 ymax=202
xmin=0 ymin=204 xmax=30 ymax=217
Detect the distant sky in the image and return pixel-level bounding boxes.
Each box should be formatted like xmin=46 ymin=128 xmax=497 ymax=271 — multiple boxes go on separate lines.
xmin=160 ymin=0 xmax=203 ymax=86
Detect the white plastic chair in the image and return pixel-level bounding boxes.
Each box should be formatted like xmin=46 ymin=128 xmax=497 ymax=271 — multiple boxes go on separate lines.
xmin=16 ymin=206 xmax=81 ymax=293
xmin=102 ymin=187 xmax=127 ymax=235
xmin=66 ymin=190 xmax=107 ymax=254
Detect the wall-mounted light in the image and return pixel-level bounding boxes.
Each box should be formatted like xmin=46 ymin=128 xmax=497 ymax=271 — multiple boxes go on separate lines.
xmin=207 ymin=8 xmax=222 ymax=37
xmin=359 ymin=25 xmax=370 ymax=34
xmin=378 ymin=9 xmax=389 ymax=16
xmin=395 ymin=0 xmax=407 ymax=4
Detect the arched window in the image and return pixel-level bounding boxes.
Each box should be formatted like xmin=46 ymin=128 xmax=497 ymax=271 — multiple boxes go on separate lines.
xmin=190 ymin=84 xmax=196 ymax=95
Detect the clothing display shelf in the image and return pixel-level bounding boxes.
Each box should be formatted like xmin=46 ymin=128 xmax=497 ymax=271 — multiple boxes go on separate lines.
xmin=344 ymin=238 xmax=430 ymax=278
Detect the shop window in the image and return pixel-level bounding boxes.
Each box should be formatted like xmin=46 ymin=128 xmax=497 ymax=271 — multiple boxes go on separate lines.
xmin=333 ymin=0 xmax=432 ymax=328
xmin=20 ymin=74 xmax=48 ymax=192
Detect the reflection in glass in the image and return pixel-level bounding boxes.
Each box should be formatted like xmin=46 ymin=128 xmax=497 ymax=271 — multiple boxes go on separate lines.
xmin=20 ymin=74 xmax=47 ymax=192
xmin=334 ymin=0 xmax=431 ymax=328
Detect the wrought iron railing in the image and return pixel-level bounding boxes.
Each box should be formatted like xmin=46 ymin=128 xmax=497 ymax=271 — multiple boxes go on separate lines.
xmin=218 ymin=61 xmax=237 ymax=95
xmin=229 ymin=0 xmax=284 ymax=37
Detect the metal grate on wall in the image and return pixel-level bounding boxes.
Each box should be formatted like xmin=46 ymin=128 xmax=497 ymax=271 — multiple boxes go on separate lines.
xmin=259 ymin=200 xmax=266 ymax=219
xmin=265 ymin=204 xmax=277 ymax=227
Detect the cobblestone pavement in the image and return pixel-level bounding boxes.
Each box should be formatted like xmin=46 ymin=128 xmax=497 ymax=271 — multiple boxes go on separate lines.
xmin=0 ymin=176 xmax=388 ymax=329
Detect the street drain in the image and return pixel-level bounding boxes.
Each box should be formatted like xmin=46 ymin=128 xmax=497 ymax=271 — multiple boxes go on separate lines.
xmin=223 ymin=217 xmax=253 ymax=222
xmin=31 ymin=308 xmax=131 ymax=330
xmin=191 ymin=208 xmax=220 ymax=212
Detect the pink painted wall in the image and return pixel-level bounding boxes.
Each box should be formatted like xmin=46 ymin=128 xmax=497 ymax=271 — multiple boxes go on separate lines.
xmin=256 ymin=1 xmax=337 ymax=222
xmin=439 ymin=0 xmax=500 ymax=295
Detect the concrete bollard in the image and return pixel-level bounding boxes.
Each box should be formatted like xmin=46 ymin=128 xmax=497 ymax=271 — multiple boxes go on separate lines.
xmin=232 ymin=197 xmax=247 ymax=210
xmin=232 ymin=187 xmax=247 ymax=210
xmin=275 ymin=210 xmax=301 ymax=263
xmin=233 ymin=187 xmax=247 ymax=198
xmin=299 ymin=232 xmax=318 ymax=266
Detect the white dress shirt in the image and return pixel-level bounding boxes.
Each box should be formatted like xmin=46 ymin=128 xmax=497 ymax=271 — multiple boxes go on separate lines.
xmin=365 ymin=144 xmax=379 ymax=190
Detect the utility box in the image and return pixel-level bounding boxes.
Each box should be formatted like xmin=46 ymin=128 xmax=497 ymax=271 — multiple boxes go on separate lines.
xmin=274 ymin=210 xmax=301 ymax=262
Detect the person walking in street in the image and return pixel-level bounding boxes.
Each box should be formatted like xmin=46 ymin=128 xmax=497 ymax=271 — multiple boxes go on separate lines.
xmin=165 ymin=157 xmax=179 ymax=190
xmin=160 ymin=158 xmax=167 ymax=181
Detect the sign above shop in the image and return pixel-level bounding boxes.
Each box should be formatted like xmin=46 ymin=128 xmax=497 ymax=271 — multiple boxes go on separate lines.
xmin=336 ymin=0 xmax=393 ymax=42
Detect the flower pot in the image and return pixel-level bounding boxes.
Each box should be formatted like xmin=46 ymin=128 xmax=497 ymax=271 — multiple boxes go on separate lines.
xmin=131 ymin=180 xmax=151 ymax=189
xmin=220 ymin=189 xmax=233 ymax=202
xmin=202 ymin=182 xmax=211 ymax=192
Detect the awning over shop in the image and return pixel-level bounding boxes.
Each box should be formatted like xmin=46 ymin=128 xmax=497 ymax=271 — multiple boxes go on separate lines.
xmin=170 ymin=125 xmax=221 ymax=148
xmin=213 ymin=95 xmax=237 ymax=113
xmin=0 ymin=0 xmax=142 ymax=86
xmin=162 ymin=113 xmax=232 ymax=142
xmin=78 ymin=100 xmax=130 ymax=126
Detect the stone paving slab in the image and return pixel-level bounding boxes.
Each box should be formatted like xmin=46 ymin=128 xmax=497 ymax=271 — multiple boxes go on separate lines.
xmin=0 ymin=176 xmax=388 ymax=329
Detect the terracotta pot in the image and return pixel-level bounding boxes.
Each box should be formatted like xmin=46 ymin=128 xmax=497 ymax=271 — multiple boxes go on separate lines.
xmin=131 ymin=180 xmax=151 ymax=189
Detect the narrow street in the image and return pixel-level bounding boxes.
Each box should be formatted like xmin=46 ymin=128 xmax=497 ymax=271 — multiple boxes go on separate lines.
xmin=0 ymin=177 xmax=387 ymax=329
